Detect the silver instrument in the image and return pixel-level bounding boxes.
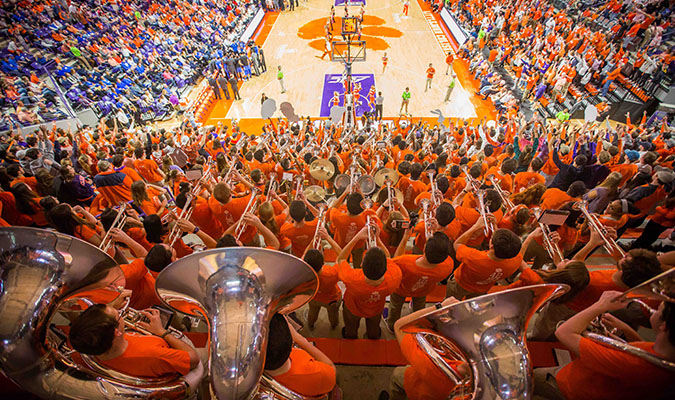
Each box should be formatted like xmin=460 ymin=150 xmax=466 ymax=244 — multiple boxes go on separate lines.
xmin=401 ymin=284 xmax=569 ymax=399
xmin=534 ymin=209 xmax=564 ymax=262
xmin=420 ymin=198 xmax=433 ymax=240
xmin=0 ymin=227 xmax=189 ymax=399
xmin=294 ymin=175 xmax=304 ymax=200
xmin=428 ymin=170 xmax=443 ymax=208
xmin=99 ymin=203 xmax=128 ymax=254
xmin=487 ymin=174 xmax=515 ymax=213
xmin=573 ymin=200 xmax=626 ymax=257
xmin=366 ymin=215 xmax=377 ymax=249
xmin=475 ymin=190 xmax=495 ymax=237
xmin=155 ymin=248 xmax=319 ymax=400
xmin=312 ymin=205 xmax=328 ymax=250
xmin=585 ymin=268 xmax=675 ymax=372
xmin=234 ymin=189 xmax=260 ymax=241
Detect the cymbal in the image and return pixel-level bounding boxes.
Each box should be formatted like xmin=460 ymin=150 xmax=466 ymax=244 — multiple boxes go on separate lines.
xmin=304 ymin=185 xmax=326 ymax=202
xmin=374 ymin=168 xmax=399 ymax=186
xmin=309 ymin=159 xmax=335 ymax=181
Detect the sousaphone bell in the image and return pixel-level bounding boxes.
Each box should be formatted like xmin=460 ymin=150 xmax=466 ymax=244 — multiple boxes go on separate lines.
xmin=155 ymin=248 xmax=319 ymax=400
xmin=401 ymin=284 xmax=569 ymax=399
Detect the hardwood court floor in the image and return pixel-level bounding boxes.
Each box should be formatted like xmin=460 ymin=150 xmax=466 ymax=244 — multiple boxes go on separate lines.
xmin=205 ymin=0 xmax=492 ymax=126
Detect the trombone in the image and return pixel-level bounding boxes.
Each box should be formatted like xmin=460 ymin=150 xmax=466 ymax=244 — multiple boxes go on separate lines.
xmin=487 ymin=174 xmax=515 ymax=213
xmin=573 ymin=201 xmax=626 ymax=258
xmin=475 ymin=190 xmax=495 ymax=237
xmin=234 ymin=189 xmax=260 ymax=241
xmin=534 ymin=209 xmax=564 ymax=263
xmin=100 ymin=203 xmax=128 ymax=254
xmin=311 ymin=205 xmax=328 ymax=249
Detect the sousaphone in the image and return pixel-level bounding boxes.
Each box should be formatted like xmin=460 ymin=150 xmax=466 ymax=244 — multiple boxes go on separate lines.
xmin=401 ymin=284 xmax=569 ymax=399
xmin=154 ymin=248 xmax=319 ymax=400
xmin=0 ymin=227 xmax=190 ymax=399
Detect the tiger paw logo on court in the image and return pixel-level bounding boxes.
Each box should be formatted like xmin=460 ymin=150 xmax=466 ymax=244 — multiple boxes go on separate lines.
xmin=298 ymin=16 xmax=402 ymax=51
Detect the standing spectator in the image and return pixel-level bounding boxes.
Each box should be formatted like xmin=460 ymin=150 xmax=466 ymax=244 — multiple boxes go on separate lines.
xmin=208 ymin=74 xmax=221 ymax=100
xmin=375 ymin=91 xmax=384 ymax=120
xmin=217 ymin=75 xmax=231 ymax=100
xmin=444 ymin=74 xmax=456 ymax=103
xmin=400 ymin=87 xmax=410 ymax=115
xmin=277 ymin=66 xmax=286 ymax=94
xmin=229 ymin=76 xmax=241 ymax=101
xmin=425 ymin=63 xmax=435 ymax=91
xmin=445 ymin=51 xmax=454 ymax=75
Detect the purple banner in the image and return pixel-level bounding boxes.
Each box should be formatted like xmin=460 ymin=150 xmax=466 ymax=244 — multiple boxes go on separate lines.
xmin=334 ymin=0 xmax=366 ymax=6
xmin=320 ymin=73 xmax=376 ymax=117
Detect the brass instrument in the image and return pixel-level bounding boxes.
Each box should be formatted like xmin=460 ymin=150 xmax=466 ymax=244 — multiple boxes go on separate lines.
xmin=534 ymin=209 xmax=564 ymax=263
xmin=312 ymin=205 xmax=328 ymax=250
xmin=293 ymin=176 xmax=304 ymax=200
xmin=0 ymin=227 xmax=191 ymax=399
xmin=573 ymin=201 xmax=625 ymax=257
xmin=428 ymin=170 xmax=443 ymax=208
xmin=475 ymin=190 xmax=495 ymax=237
xmin=585 ymin=268 xmax=675 ymax=372
xmin=386 ymin=179 xmax=396 ymax=211
xmin=462 ymin=165 xmax=482 ymax=192
xmin=487 ymin=174 xmax=515 ymax=212
xmin=234 ymin=189 xmax=260 ymax=241
xmin=155 ymin=248 xmax=319 ymax=400
xmin=401 ymin=284 xmax=569 ymax=399
xmin=267 ymin=173 xmax=278 ymax=198
xmin=99 ymin=203 xmax=128 ymax=254
xmin=366 ymin=215 xmax=377 ymax=249
xmin=420 ymin=198 xmax=433 ymax=240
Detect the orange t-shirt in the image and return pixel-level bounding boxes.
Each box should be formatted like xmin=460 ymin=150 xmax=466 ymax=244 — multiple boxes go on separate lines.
xmin=540 ymin=188 xmax=575 ymax=210
xmin=313 ymin=264 xmax=341 ymax=304
xmin=400 ymin=179 xmax=428 ymax=211
xmin=556 ymin=338 xmax=672 ymax=400
xmin=426 ymin=67 xmax=435 ymax=78
xmin=280 ymin=219 xmax=319 ymax=257
xmin=328 ymin=208 xmax=368 ymax=248
xmin=98 ymin=333 xmax=191 ymax=378
xmin=208 ymin=193 xmax=256 ymax=243
xmin=338 ymin=260 xmax=402 ymax=318
xmin=392 ymin=255 xmax=453 ymax=297
xmin=401 ymin=331 xmax=462 ymax=400
xmin=272 ymin=348 xmax=336 ymax=397
xmin=454 ymin=244 xmax=522 ymax=293
xmin=565 ymin=269 xmax=620 ymax=312
xmin=120 ymin=258 xmax=161 ymax=310
xmin=133 ymin=159 xmax=163 ymax=182
xmin=513 ymin=171 xmax=546 ymax=193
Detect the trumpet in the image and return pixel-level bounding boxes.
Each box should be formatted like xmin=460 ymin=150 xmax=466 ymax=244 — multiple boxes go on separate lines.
xmin=487 ymin=174 xmax=515 ymax=213
xmin=475 ymin=190 xmax=495 ymax=237
xmin=428 ymin=170 xmax=443 ymax=208
xmin=420 ymin=198 xmax=433 ymax=240
xmin=366 ymin=215 xmax=377 ymax=249
xmin=267 ymin=173 xmax=278 ymax=198
xmin=534 ymin=209 xmax=564 ymax=262
xmin=573 ymin=201 xmax=626 ymax=258
xmin=100 ymin=203 xmax=128 ymax=254
xmin=234 ymin=189 xmax=260 ymax=241
xmin=293 ymin=175 xmax=303 ymax=200
xmin=348 ymin=164 xmax=361 ymax=194
xmin=167 ymin=194 xmax=197 ymax=247
xmin=462 ymin=165 xmax=482 ymax=192
xmin=386 ymin=179 xmax=396 ymax=211
xmin=312 ymin=205 xmax=328 ymax=249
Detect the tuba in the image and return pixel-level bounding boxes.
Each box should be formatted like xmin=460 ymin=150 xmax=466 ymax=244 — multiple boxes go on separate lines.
xmin=154 ymin=247 xmax=320 ymax=400
xmin=401 ymin=284 xmax=569 ymax=399
xmin=0 ymin=227 xmax=189 ymax=399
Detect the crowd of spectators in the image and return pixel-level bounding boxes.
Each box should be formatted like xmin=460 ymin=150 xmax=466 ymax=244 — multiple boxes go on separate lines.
xmin=0 ymin=0 xmax=264 ymax=131
xmin=449 ymin=0 xmax=674 ymax=118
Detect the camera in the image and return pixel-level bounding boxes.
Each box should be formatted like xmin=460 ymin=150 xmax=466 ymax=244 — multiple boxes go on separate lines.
xmin=393 ymin=220 xmax=411 ymax=230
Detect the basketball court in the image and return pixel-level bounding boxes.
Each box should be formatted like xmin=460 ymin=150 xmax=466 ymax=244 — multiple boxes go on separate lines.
xmin=203 ymin=0 xmax=497 ymax=130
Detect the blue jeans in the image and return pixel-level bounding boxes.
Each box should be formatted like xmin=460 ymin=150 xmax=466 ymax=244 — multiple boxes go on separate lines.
xmin=601 ymin=79 xmax=614 ymax=97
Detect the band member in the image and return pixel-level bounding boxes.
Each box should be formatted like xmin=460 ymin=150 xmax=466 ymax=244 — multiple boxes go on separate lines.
xmin=265 ymin=313 xmax=337 ymax=397
xmin=69 ymin=305 xmax=200 ymax=378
